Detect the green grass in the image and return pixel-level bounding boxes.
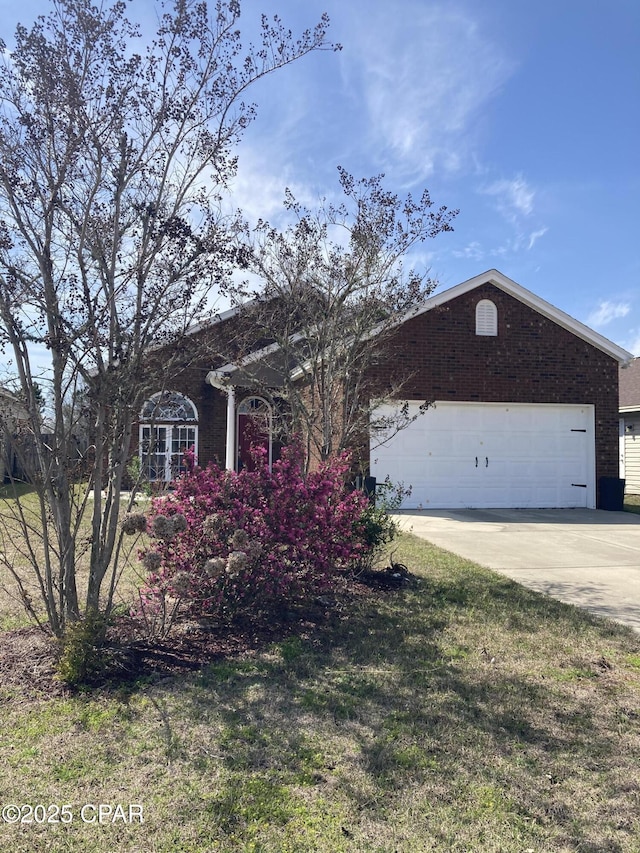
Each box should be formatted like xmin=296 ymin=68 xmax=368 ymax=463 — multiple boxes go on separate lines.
xmin=0 ymin=481 xmax=37 ymax=500
xmin=1 ymin=532 xmax=640 ymax=851
xmin=625 ymin=493 xmax=640 ymax=514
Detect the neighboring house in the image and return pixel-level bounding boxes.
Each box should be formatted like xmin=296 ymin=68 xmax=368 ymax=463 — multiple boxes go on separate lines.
xmin=619 ymin=357 xmax=640 ymax=495
xmin=135 ymin=269 xmax=633 ymax=510
xmin=0 ymin=387 xmax=27 ymax=482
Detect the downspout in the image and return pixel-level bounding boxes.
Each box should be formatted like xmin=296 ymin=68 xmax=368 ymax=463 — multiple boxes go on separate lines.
xmin=206 ymin=371 xmax=236 ymax=472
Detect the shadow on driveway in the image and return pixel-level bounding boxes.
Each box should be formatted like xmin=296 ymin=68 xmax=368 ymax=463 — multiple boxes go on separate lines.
xmin=393 ymin=508 xmax=640 ymax=633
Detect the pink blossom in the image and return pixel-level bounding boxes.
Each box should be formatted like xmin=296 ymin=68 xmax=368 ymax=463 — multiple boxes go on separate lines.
xmin=136 ymin=436 xmax=373 ymax=621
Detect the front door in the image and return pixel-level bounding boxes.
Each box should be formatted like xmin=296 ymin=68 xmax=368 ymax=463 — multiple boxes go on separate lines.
xmin=237 ymin=397 xmax=272 ymax=471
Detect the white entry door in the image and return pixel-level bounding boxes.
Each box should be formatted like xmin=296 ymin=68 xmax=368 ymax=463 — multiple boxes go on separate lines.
xmin=370 ymin=402 xmax=595 ymax=509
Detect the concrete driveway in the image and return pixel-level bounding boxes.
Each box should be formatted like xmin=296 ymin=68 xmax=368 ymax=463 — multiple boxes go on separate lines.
xmin=393 ymin=508 xmax=640 ymax=633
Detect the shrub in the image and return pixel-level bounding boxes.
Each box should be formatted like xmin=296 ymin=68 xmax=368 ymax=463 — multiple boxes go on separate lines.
xmin=357 ymin=476 xmax=411 ymax=570
xmin=134 ymin=442 xmax=370 ymax=628
xmin=56 ymin=609 xmax=109 ymax=685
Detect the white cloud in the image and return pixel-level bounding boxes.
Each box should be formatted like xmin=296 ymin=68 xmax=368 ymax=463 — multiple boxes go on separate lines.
xmin=587 ymin=301 xmax=631 ymax=327
xmin=229 ymin=150 xmax=293 ymax=225
xmin=345 ymin=2 xmax=514 ymax=182
xmin=228 ymin=140 xmax=336 ymax=230
xmin=527 ymin=227 xmax=548 ymax=250
xmin=453 ymin=241 xmax=485 ymax=262
xmin=476 ymin=176 xmax=548 ymax=261
xmin=482 ymin=175 xmax=535 ymax=222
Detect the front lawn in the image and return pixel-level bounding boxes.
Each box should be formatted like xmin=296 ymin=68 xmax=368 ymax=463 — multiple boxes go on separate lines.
xmin=0 ymin=483 xmax=148 ymax=632
xmin=1 ymin=532 xmax=639 ymax=852
xmin=625 ymin=493 xmax=640 ymax=515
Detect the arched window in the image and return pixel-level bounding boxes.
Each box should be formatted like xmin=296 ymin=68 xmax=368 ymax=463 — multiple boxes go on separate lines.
xmin=476 ymin=299 xmax=498 ymax=336
xmin=139 ymin=391 xmax=198 ymax=482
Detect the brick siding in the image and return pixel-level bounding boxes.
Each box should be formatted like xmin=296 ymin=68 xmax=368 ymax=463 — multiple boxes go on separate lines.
xmin=368 ymin=283 xmax=620 ymax=505
xmin=133 ymin=283 xmax=621 ymax=506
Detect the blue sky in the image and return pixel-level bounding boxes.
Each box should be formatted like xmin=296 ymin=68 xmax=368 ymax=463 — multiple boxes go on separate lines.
xmin=232 ymin=0 xmax=640 ymax=355
xmin=2 ymin=0 xmax=639 ymax=354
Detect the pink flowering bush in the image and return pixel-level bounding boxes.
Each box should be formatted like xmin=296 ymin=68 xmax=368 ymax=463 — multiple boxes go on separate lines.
xmin=134 ymin=442 xmax=371 ymax=627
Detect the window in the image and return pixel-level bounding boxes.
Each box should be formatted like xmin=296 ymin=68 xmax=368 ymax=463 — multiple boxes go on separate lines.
xmin=140 ymin=392 xmax=198 ymax=482
xmin=237 ymin=396 xmax=271 ymax=419
xmin=476 ymin=299 xmax=498 ymax=336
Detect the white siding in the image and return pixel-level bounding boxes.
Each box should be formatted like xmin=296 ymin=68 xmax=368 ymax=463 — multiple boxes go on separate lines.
xmin=624 ymin=417 xmax=640 ymax=494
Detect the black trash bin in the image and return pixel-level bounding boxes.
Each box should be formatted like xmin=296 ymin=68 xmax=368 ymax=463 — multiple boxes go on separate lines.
xmin=354 ymin=475 xmax=377 ymax=504
xmin=363 ymin=476 xmax=377 ymax=505
xmin=599 ymin=476 xmax=625 ymax=511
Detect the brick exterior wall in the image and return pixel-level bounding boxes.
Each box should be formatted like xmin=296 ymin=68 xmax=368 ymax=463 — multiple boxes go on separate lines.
xmin=133 ymin=283 xmax=621 ymax=506
xmin=129 ymin=365 xmax=226 ymax=467
xmin=131 ymin=321 xmax=239 ymax=471
xmin=132 ymin=310 xmax=288 ymax=472
xmin=132 ymin=362 xmax=278 ymax=472
xmin=369 ymin=283 xmax=620 ymax=505
xmin=174 ymin=364 xmax=228 ymax=468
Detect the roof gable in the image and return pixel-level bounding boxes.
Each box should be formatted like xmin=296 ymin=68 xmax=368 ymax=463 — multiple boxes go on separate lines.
xmin=396 ymin=269 xmax=633 ymax=364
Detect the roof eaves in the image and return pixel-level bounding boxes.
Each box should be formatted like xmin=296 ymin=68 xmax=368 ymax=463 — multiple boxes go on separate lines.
xmin=184 ymin=300 xmax=248 ymax=338
xmin=205 ymin=333 xmax=305 ymax=388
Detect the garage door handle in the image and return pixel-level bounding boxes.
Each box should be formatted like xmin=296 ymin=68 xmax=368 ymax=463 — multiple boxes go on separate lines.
xmin=475 ymin=456 xmax=478 ymax=467
xmin=486 ymin=457 xmax=489 ymax=467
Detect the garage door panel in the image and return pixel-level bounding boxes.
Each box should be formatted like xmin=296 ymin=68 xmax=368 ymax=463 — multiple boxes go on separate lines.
xmin=371 ymin=402 xmax=595 ymax=509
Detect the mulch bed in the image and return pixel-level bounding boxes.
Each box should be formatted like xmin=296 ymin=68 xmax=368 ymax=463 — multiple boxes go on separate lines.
xmin=0 ymin=626 xmax=66 ymax=699
xmin=0 ymin=567 xmax=418 ymax=699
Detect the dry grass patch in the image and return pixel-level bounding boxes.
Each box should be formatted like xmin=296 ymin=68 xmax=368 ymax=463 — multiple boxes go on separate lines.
xmin=0 ymin=484 xmax=150 ymax=631
xmin=0 ymin=532 xmax=639 ymax=851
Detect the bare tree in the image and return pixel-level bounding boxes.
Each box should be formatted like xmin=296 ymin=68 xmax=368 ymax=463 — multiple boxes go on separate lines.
xmin=234 ymin=168 xmax=458 ymax=470
xmin=0 ymin=0 xmax=336 ymax=636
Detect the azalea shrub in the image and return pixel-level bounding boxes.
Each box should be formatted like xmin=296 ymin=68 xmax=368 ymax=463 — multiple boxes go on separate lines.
xmin=131 ymin=442 xmax=372 ymax=630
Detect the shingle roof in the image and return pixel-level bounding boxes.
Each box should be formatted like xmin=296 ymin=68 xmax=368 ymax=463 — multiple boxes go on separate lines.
xmin=620 ymin=358 xmax=640 ymax=410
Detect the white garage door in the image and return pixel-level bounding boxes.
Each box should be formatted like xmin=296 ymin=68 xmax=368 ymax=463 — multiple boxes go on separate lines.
xmin=371 ymin=401 xmax=595 ymax=509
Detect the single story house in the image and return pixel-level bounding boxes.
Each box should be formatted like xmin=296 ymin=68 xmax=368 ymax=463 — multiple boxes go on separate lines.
xmin=619 ymin=357 xmax=640 ymax=495
xmin=136 ymin=269 xmax=633 ymax=509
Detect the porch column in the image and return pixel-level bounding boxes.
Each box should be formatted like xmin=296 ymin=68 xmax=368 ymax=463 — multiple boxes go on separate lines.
xmin=225 ymin=384 xmax=236 ymax=471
